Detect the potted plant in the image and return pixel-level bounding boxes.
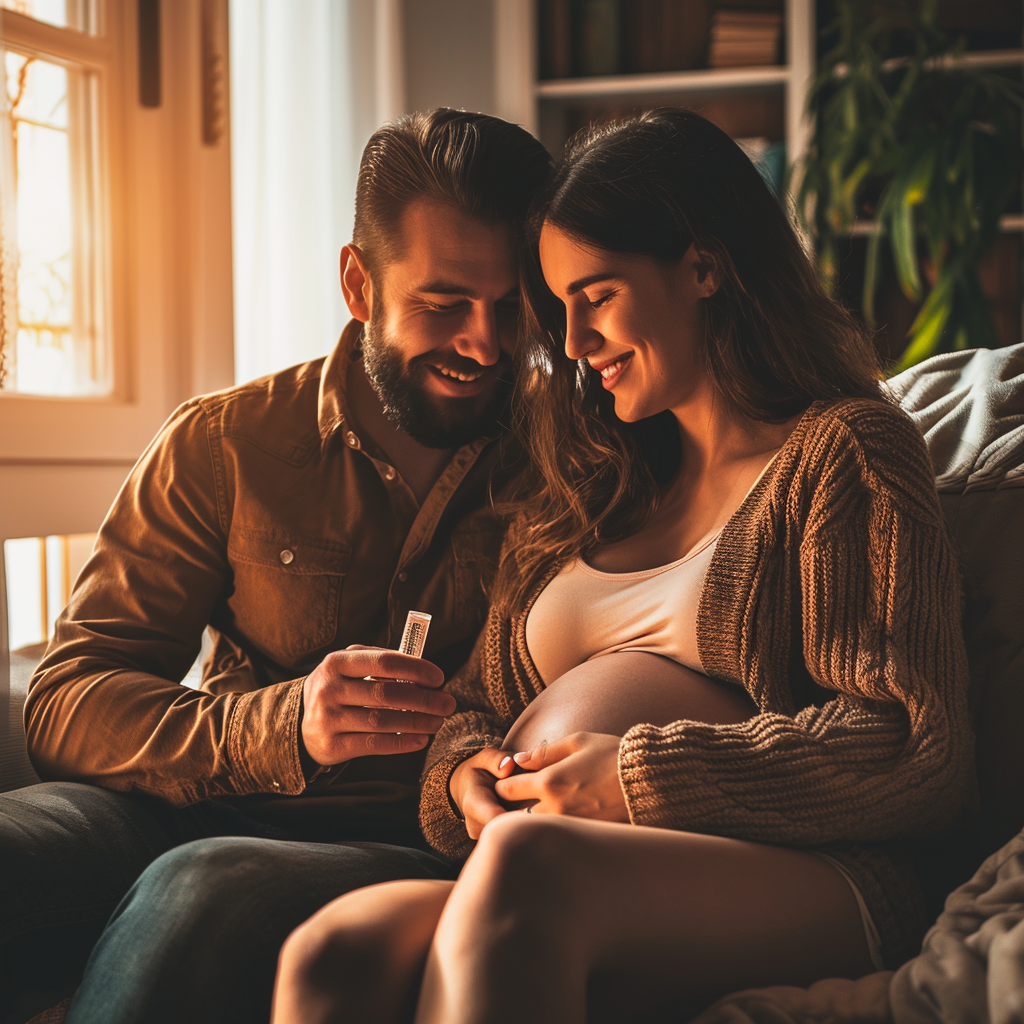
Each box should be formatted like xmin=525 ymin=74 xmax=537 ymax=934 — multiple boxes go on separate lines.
xmin=797 ymin=0 xmax=1023 ymax=370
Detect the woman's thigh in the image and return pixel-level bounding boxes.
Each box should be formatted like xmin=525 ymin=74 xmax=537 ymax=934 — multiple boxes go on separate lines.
xmin=459 ymin=813 xmax=875 ymax=1017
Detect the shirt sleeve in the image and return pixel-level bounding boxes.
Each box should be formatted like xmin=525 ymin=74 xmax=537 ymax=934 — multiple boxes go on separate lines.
xmin=419 ymin=605 xmax=511 ymax=860
xmin=24 ymin=400 xmax=307 ymax=806
xmin=617 ymin=407 xmax=976 ymax=845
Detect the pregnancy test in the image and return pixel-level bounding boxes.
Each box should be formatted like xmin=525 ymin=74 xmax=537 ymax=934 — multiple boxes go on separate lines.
xmin=394 ymin=611 xmax=433 ymax=692
xmin=398 ymin=610 xmax=431 ymax=659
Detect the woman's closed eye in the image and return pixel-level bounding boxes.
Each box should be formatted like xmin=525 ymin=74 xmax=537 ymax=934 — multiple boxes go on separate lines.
xmin=586 ymin=290 xmax=616 ymax=309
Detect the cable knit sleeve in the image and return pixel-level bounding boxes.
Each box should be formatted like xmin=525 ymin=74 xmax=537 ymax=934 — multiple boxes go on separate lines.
xmin=617 ymin=401 xmax=976 ymax=845
xmin=420 ymin=604 xmax=512 ymax=860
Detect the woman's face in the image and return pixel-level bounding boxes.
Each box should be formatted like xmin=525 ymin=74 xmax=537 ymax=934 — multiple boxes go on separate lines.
xmin=538 ymin=222 xmax=716 ymax=423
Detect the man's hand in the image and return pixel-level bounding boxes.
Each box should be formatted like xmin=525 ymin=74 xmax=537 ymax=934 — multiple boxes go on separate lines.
xmin=493 ymin=732 xmax=630 ymax=823
xmin=449 ymin=748 xmax=516 ymax=839
xmin=301 ymin=646 xmax=455 ymax=766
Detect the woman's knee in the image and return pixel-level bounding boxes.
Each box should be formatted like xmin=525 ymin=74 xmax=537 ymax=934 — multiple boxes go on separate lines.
xmin=274 ymin=881 xmax=451 ymax=1023
xmin=456 ymin=813 xmax=588 ymax=926
xmin=274 ymin=916 xmax=377 ymax=1024
xmin=278 ymin=912 xmax=381 ymax=998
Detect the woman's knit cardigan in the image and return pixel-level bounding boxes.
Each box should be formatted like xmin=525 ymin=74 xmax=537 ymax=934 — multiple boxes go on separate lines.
xmin=420 ymin=398 xmax=976 ymax=968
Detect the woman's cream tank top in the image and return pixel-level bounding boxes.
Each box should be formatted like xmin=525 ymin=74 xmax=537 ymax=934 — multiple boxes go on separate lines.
xmin=525 ymin=534 xmax=719 ymax=686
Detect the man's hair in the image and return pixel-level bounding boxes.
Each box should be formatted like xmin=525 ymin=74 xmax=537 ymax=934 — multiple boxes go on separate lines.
xmin=353 ymin=108 xmax=552 ymax=275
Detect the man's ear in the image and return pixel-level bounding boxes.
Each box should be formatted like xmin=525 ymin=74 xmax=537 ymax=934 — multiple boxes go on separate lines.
xmin=694 ymin=251 xmax=720 ymax=298
xmin=341 ymin=243 xmax=374 ymax=323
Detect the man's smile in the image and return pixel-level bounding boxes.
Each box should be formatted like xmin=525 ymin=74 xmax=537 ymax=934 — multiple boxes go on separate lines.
xmin=422 ymin=361 xmax=495 ymax=398
xmin=435 ymin=365 xmax=484 ymax=383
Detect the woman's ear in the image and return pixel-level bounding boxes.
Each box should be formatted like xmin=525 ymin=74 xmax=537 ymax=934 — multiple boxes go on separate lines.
xmin=694 ymin=252 xmax=720 ymax=298
xmin=340 ymin=243 xmax=374 ymax=323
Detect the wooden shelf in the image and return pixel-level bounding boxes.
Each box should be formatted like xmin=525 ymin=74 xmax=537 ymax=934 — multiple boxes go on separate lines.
xmin=927 ymin=48 xmax=1024 ymax=70
xmin=847 ymin=215 xmax=1024 ymax=237
xmin=537 ymin=65 xmax=791 ymax=100
xmin=834 ymin=48 xmax=1024 ymax=78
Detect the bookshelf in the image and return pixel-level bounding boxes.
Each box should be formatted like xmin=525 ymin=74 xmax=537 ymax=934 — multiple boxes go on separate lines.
xmin=494 ymin=0 xmax=815 ymax=194
xmin=492 ymin=0 xmax=1024 ymax=353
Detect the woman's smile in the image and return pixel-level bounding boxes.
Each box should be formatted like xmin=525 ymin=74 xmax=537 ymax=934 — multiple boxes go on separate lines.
xmin=591 ymin=351 xmax=634 ymax=389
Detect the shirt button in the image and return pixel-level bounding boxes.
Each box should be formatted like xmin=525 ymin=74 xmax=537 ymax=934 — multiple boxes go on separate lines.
xmin=398 ymin=571 xmax=408 ymax=583
xmin=279 ymin=549 xmax=294 ymax=565
xmin=271 ymin=780 xmax=281 ymax=790
xmin=384 ymin=466 xmax=396 ymax=481
xmin=345 ymin=430 xmax=360 ymax=448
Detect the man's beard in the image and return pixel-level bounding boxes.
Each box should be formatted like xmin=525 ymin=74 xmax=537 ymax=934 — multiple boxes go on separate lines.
xmin=361 ymin=313 xmax=514 ymax=449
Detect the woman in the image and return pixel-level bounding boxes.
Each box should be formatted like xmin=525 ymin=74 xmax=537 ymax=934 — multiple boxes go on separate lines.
xmin=271 ymin=108 xmax=974 ymax=1024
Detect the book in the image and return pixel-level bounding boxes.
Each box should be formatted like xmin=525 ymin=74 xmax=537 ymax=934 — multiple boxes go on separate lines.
xmin=707 ymin=7 xmax=782 ymax=67
xmin=622 ymin=0 xmax=713 ymax=73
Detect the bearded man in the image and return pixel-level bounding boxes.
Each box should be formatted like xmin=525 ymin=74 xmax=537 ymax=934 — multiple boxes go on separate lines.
xmin=0 ymin=109 xmax=551 ymax=1024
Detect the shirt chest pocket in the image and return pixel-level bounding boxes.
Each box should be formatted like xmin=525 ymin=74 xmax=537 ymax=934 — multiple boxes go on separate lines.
xmin=227 ymin=531 xmax=351 ymax=668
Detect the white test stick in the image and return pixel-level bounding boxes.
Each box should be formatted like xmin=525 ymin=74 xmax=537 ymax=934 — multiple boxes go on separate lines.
xmin=394 ymin=611 xmax=433 ymax=693
xmin=398 ymin=610 xmax=431 ymax=659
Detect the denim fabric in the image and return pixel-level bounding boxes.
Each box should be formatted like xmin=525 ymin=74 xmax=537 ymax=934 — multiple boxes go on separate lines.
xmin=0 ymin=782 xmax=451 ymax=1024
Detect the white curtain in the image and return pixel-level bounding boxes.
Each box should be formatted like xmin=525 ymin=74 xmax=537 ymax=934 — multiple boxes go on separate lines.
xmin=229 ymin=0 xmax=406 ymax=384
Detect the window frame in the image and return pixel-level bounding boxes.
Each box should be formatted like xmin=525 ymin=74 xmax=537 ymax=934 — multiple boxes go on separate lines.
xmin=1 ymin=3 xmax=123 ymax=403
xmin=0 ymin=0 xmax=234 ymax=540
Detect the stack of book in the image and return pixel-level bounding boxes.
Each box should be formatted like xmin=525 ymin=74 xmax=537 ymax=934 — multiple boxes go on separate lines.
xmin=707 ymin=8 xmax=783 ymax=68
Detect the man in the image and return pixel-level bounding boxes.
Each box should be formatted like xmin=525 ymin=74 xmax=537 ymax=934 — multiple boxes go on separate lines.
xmin=0 ymin=109 xmax=551 ymax=1024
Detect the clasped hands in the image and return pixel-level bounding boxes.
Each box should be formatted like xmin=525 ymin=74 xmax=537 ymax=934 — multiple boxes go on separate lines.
xmin=450 ymin=733 xmax=630 ymax=840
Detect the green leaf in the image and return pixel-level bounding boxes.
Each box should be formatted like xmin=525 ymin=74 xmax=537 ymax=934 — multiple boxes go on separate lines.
xmin=896 ymin=297 xmax=951 ymax=371
xmin=890 ymin=187 xmax=922 ymax=301
xmin=904 ymin=150 xmax=935 ymax=206
xmin=862 ymin=225 xmax=882 ymax=325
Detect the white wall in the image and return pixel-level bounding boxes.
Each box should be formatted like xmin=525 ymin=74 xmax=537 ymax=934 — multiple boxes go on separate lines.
xmin=403 ymin=0 xmax=497 ymax=116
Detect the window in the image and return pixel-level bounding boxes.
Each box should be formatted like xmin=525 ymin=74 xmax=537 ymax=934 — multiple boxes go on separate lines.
xmin=1 ymin=0 xmax=110 ymax=396
xmin=0 ymin=0 xmax=234 ymax=546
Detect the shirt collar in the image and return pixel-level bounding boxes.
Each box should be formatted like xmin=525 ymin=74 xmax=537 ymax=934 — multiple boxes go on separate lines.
xmin=317 ymin=319 xmax=363 ymax=450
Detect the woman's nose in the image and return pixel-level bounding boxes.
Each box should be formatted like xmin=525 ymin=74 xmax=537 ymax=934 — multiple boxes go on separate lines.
xmin=564 ymin=310 xmax=600 ymax=362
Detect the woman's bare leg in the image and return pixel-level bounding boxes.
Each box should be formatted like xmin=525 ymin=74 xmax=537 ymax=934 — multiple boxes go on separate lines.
xmin=415 ymin=814 xmax=875 ymax=1024
xmin=272 ymin=878 xmax=454 ymax=1024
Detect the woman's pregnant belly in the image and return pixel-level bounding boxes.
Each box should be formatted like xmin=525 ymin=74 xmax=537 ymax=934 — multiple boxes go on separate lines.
xmin=503 ymin=650 xmax=756 ymax=753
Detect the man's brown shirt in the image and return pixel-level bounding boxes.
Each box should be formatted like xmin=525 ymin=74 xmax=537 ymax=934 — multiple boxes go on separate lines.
xmin=26 ymin=322 xmax=512 ymax=837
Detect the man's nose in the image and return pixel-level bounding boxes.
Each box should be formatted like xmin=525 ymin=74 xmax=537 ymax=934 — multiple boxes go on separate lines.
xmin=454 ymin=303 xmax=501 ymax=366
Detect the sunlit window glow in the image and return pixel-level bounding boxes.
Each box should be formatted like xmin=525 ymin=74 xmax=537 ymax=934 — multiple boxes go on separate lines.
xmin=0 ymin=0 xmax=93 ymax=34
xmin=1 ymin=47 xmax=108 ymax=396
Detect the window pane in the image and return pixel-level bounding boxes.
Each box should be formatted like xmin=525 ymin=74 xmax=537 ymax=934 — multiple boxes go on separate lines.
xmin=0 ymin=0 xmax=94 ymax=34
xmin=1 ymin=49 xmax=109 ymax=396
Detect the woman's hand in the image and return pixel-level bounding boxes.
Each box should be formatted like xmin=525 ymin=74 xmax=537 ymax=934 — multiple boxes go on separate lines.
xmin=493 ymin=732 xmax=630 ymax=823
xmin=449 ymin=748 xmax=517 ymax=839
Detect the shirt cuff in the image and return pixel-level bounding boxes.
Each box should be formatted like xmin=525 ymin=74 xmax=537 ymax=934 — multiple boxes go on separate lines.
xmin=226 ymin=678 xmax=307 ymax=796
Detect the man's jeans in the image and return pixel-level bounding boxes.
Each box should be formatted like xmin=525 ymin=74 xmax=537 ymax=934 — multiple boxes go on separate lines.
xmin=0 ymin=782 xmax=453 ymax=1024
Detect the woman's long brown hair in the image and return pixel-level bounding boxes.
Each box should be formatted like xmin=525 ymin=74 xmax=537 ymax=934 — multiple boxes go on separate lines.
xmin=494 ymin=108 xmax=883 ymax=617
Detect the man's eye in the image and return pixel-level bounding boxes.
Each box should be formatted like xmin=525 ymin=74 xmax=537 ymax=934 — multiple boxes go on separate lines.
xmin=425 ymin=301 xmax=460 ymax=312
xmin=497 ymin=300 xmax=521 ymax=316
